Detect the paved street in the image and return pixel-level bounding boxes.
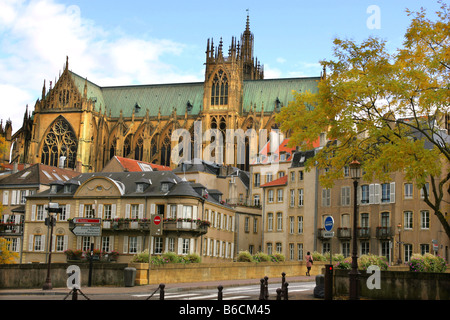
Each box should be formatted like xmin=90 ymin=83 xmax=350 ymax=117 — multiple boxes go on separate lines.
xmin=0 ymin=276 xmax=317 ymax=301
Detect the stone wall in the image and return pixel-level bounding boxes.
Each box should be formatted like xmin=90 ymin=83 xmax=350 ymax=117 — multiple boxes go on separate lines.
xmin=333 ymin=268 xmax=450 ymax=300
xmin=0 ymin=262 xmax=128 ymax=289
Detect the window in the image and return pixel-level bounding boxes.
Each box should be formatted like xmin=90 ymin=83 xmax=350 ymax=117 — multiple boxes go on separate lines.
xmin=131 ymin=204 xmax=139 ymax=219
xmin=182 ymin=238 xmax=190 ymax=255
xmin=168 ymin=238 xmax=175 ymax=252
xmin=37 ymin=205 xmax=45 ymax=221
xmin=253 ymin=218 xmax=258 ymax=233
xmin=276 ymin=212 xmax=283 ymax=231
xmin=244 ymin=217 xmax=250 ymax=232
xmin=290 ymin=172 xmax=295 ymax=182
xmin=298 ymin=189 xmax=304 ymax=206
xmin=129 ymin=237 xmax=138 ymax=254
xmin=404 ymin=244 xmax=413 ymax=262
xmin=343 ymin=166 xmax=349 ymax=177
xmin=211 ymin=70 xmax=228 ymax=105
xmin=361 ymin=241 xmax=370 ymax=255
xmin=34 ymin=235 xmax=43 ymax=251
xmin=266 ymin=173 xmax=273 ymax=183
xmin=254 ymin=173 xmax=260 ymax=187
xmin=169 ymin=205 xmax=177 ymax=219
xmin=420 ymin=183 xmax=429 ymax=199
xmin=253 ymin=194 xmax=260 ymax=206
xmin=342 ymin=242 xmax=350 ymax=257
xmin=289 ymin=243 xmax=295 ymax=260
xmin=277 ymin=189 xmax=283 ymax=202
xmin=298 ymin=171 xmax=304 ymax=181
xmin=59 ymin=204 xmax=67 ymax=221
xmin=361 ymin=185 xmax=369 ymax=204
xmin=404 ymin=211 xmax=413 ymax=229
xmin=267 ymin=243 xmax=273 ymax=255
xmin=297 ymin=243 xmax=303 ymax=261
xmin=276 ymin=242 xmax=282 ymax=253
xmin=268 ymin=190 xmax=274 ymax=203
xmin=82 ymin=236 xmax=92 ymax=251
xmin=85 ymin=204 xmax=94 ymax=218
xmin=404 ymin=183 xmax=413 ymax=199
xmin=298 ymin=216 xmax=303 ymax=234
xmin=56 ymin=235 xmax=65 ymax=252
xmin=267 ymin=213 xmax=273 ymax=231
xmin=101 ymin=236 xmax=111 ymax=252
xmin=104 ymin=204 xmax=112 ymax=220
xmin=420 ymin=244 xmax=430 ymax=255
xmin=154 ymin=237 xmax=163 ymax=254
xmin=381 ymin=183 xmax=391 ymax=203
xmin=421 ymin=211 xmax=429 ymax=229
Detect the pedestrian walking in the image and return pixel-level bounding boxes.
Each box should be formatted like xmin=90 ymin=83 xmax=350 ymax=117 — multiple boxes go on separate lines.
xmin=305 ymin=252 xmax=313 ymax=276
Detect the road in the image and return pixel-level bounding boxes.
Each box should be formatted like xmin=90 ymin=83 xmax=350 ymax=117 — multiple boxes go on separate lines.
xmin=0 ymin=281 xmax=316 ymax=301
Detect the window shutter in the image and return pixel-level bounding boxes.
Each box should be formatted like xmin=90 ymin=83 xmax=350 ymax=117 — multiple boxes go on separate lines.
xmin=110 ymin=236 xmax=115 ymax=251
xmin=138 ymin=204 xmax=144 ymax=219
xmin=52 ymin=235 xmax=56 ymax=252
xmin=79 ymin=204 xmax=84 ymax=217
xmin=150 ymin=203 xmax=155 ymax=214
xmin=111 ymin=204 xmax=116 ymax=219
xmin=193 ymin=206 xmax=198 ymax=220
xmin=167 ymin=205 xmax=171 ymax=218
xmin=98 ymin=204 xmax=103 ymax=219
xmin=29 ymin=235 xmax=34 ymax=251
xmin=177 ymin=205 xmax=183 ymax=219
xmin=11 ymin=190 xmax=17 ymax=205
xmin=77 ymin=236 xmax=81 ymax=250
xmin=123 ymin=236 xmax=128 ymax=254
xmin=63 ymin=235 xmax=68 ymax=251
xmin=231 ymin=216 xmax=235 ymax=232
xmin=137 ymin=236 xmax=142 ymax=253
xmin=2 ymin=190 xmax=9 ymax=205
xmin=190 ymin=238 xmax=194 ymax=254
xmin=374 ymin=184 xmax=381 ymax=204
xmin=66 ymin=204 xmax=71 ymax=220
xmin=41 ymin=235 xmax=46 ymax=252
xmin=390 ymin=182 xmax=396 ymax=203
xmin=43 ymin=204 xmax=48 ymax=219
xmin=125 ymin=204 xmax=131 ymax=219
xmin=177 ymin=238 xmax=183 ymax=254
xmin=230 ymin=243 xmax=234 ymax=259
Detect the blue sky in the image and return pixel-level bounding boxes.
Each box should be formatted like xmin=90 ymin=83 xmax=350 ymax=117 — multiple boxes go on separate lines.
xmin=0 ymin=0 xmax=443 ymax=134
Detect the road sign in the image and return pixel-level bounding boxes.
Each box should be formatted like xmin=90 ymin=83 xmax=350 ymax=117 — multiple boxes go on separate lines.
xmin=323 ymin=231 xmax=335 ymax=238
xmin=72 ymin=218 xmax=101 ymax=224
xmin=72 ymin=225 xmax=101 ymax=236
xmin=324 ymin=216 xmax=334 ymax=232
xmin=150 ymin=214 xmax=163 ymax=236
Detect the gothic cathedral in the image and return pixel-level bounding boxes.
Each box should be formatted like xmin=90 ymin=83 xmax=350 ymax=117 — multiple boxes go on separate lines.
xmin=4 ymin=16 xmax=320 ymax=173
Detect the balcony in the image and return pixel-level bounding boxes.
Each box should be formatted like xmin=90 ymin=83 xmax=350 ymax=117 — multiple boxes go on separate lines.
xmin=357 ymin=227 xmax=371 ymax=239
xmin=0 ymin=223 xmax=23 ymax=236
xmin=337 ymin=227 xmax=351 ymax=240
xmin=376 ymin=226 xmax=393 ymax=239
xmin=163 ymin=219 xmax=208 ymax=236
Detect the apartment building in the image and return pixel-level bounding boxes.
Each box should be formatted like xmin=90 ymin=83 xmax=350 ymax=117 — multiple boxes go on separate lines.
xmin=22 ymin=171 xmax=236 ymax=264
xmin=0 ymin=164 xmax=80 ymax=262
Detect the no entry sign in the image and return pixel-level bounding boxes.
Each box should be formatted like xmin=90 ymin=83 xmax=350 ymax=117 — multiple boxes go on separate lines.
xmin=154 ymin=215 xmax=162 ymax=225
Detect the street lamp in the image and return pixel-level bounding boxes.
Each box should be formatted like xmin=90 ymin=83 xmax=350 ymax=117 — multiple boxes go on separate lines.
xmin=42 ymin=202 xmax=62 ymax=290
xmin=397 ymin=223 xmax=402 ymax=265
xmin=349 ymin=160 xmax=361 ymax=300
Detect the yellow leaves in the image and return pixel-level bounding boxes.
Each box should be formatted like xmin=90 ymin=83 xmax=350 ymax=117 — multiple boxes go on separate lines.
xmin=0 ymin=238 xmax=19 ymax=264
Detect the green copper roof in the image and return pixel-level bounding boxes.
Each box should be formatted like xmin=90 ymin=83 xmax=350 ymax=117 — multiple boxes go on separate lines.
xmin=69 ymin=71 xmax=320 ymax=118
xmin=242 ymin=77 xmax=320 ymax=113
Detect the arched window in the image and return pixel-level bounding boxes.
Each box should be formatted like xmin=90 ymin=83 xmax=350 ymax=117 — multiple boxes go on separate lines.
xmin=161 ymin=129 xmax=171 ymax=167
xmin=41 ymin=117 xmax=77 ymax=169
xmin=135 ymin=135 xmax=144 ymax=161
xmin=211 ymin=70 xmax=228 ymax=106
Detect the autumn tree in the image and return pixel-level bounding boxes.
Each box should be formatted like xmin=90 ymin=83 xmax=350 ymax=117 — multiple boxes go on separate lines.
xmin=277 ymin=2 xmax=450 ymax=238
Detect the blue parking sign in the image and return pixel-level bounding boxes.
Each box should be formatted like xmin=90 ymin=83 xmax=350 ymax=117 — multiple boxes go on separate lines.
xmin=324 ymin=216 xmax=334 ymax=232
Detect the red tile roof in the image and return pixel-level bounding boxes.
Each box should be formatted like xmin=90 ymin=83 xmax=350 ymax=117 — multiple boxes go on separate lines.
xmin=114 ymin=156 xmax=171 ymax=172
xmin=260 ymin=175 xmax=288 ymax=187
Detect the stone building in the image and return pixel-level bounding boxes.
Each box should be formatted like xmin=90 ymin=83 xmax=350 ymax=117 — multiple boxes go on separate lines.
xmin=22 ymin=170 xmax=236 ymax=264
xmin=7 ymin=16 xmax=321 ymax=173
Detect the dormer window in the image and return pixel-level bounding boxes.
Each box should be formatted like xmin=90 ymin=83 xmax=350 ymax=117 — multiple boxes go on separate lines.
xmin=64 ymin=185 xmax=71 ymax=193
xmin=136 ymin=183 xmax=145 ymax=193
xmin=161 ymin=183 xmax=169 ymax=192
xmin=50 ymin=185 xmax=58 ymax=194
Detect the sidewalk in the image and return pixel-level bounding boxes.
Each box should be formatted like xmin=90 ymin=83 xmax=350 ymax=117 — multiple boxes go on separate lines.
xmin=0 ymin=274 xmax=317 ymax=299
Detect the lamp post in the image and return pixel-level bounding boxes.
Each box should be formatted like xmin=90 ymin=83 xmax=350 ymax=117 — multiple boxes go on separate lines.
xmin=349 ymin=160 xmax=361 ymax=300
xmin=42 ymin=202 xmax=62 ymax=290
xmin=397 ymin=223 xmax=402 ymax=265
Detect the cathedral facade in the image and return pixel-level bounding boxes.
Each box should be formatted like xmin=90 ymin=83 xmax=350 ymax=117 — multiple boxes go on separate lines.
xmin=7 ymin=17 xmax=321 ymax=173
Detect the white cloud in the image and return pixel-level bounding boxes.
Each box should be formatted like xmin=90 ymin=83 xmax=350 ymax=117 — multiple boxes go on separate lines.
xmin=0 ymin=0 xmax=196 ymax=134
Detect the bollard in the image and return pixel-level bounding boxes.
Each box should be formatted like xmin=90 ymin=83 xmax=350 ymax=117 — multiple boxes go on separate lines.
xmin=72 ymin=288 xmax=78 ymax=301
xmin=218 ymin=285 xmax=223 ymax=300
xmin=159 ymin=283 xmax=165 ymax=300
xmin=264 ymin=276 xmax=269 ymax=300
xmin=283 ymin=282 xmax=289 ymax=300
xmin=281 ymin=272 xmax=286 ymax=299
xmin=259 ymin=278 xmax=265 ymax=300
xmin=276 ymin=288 xmax=282 ymax=300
